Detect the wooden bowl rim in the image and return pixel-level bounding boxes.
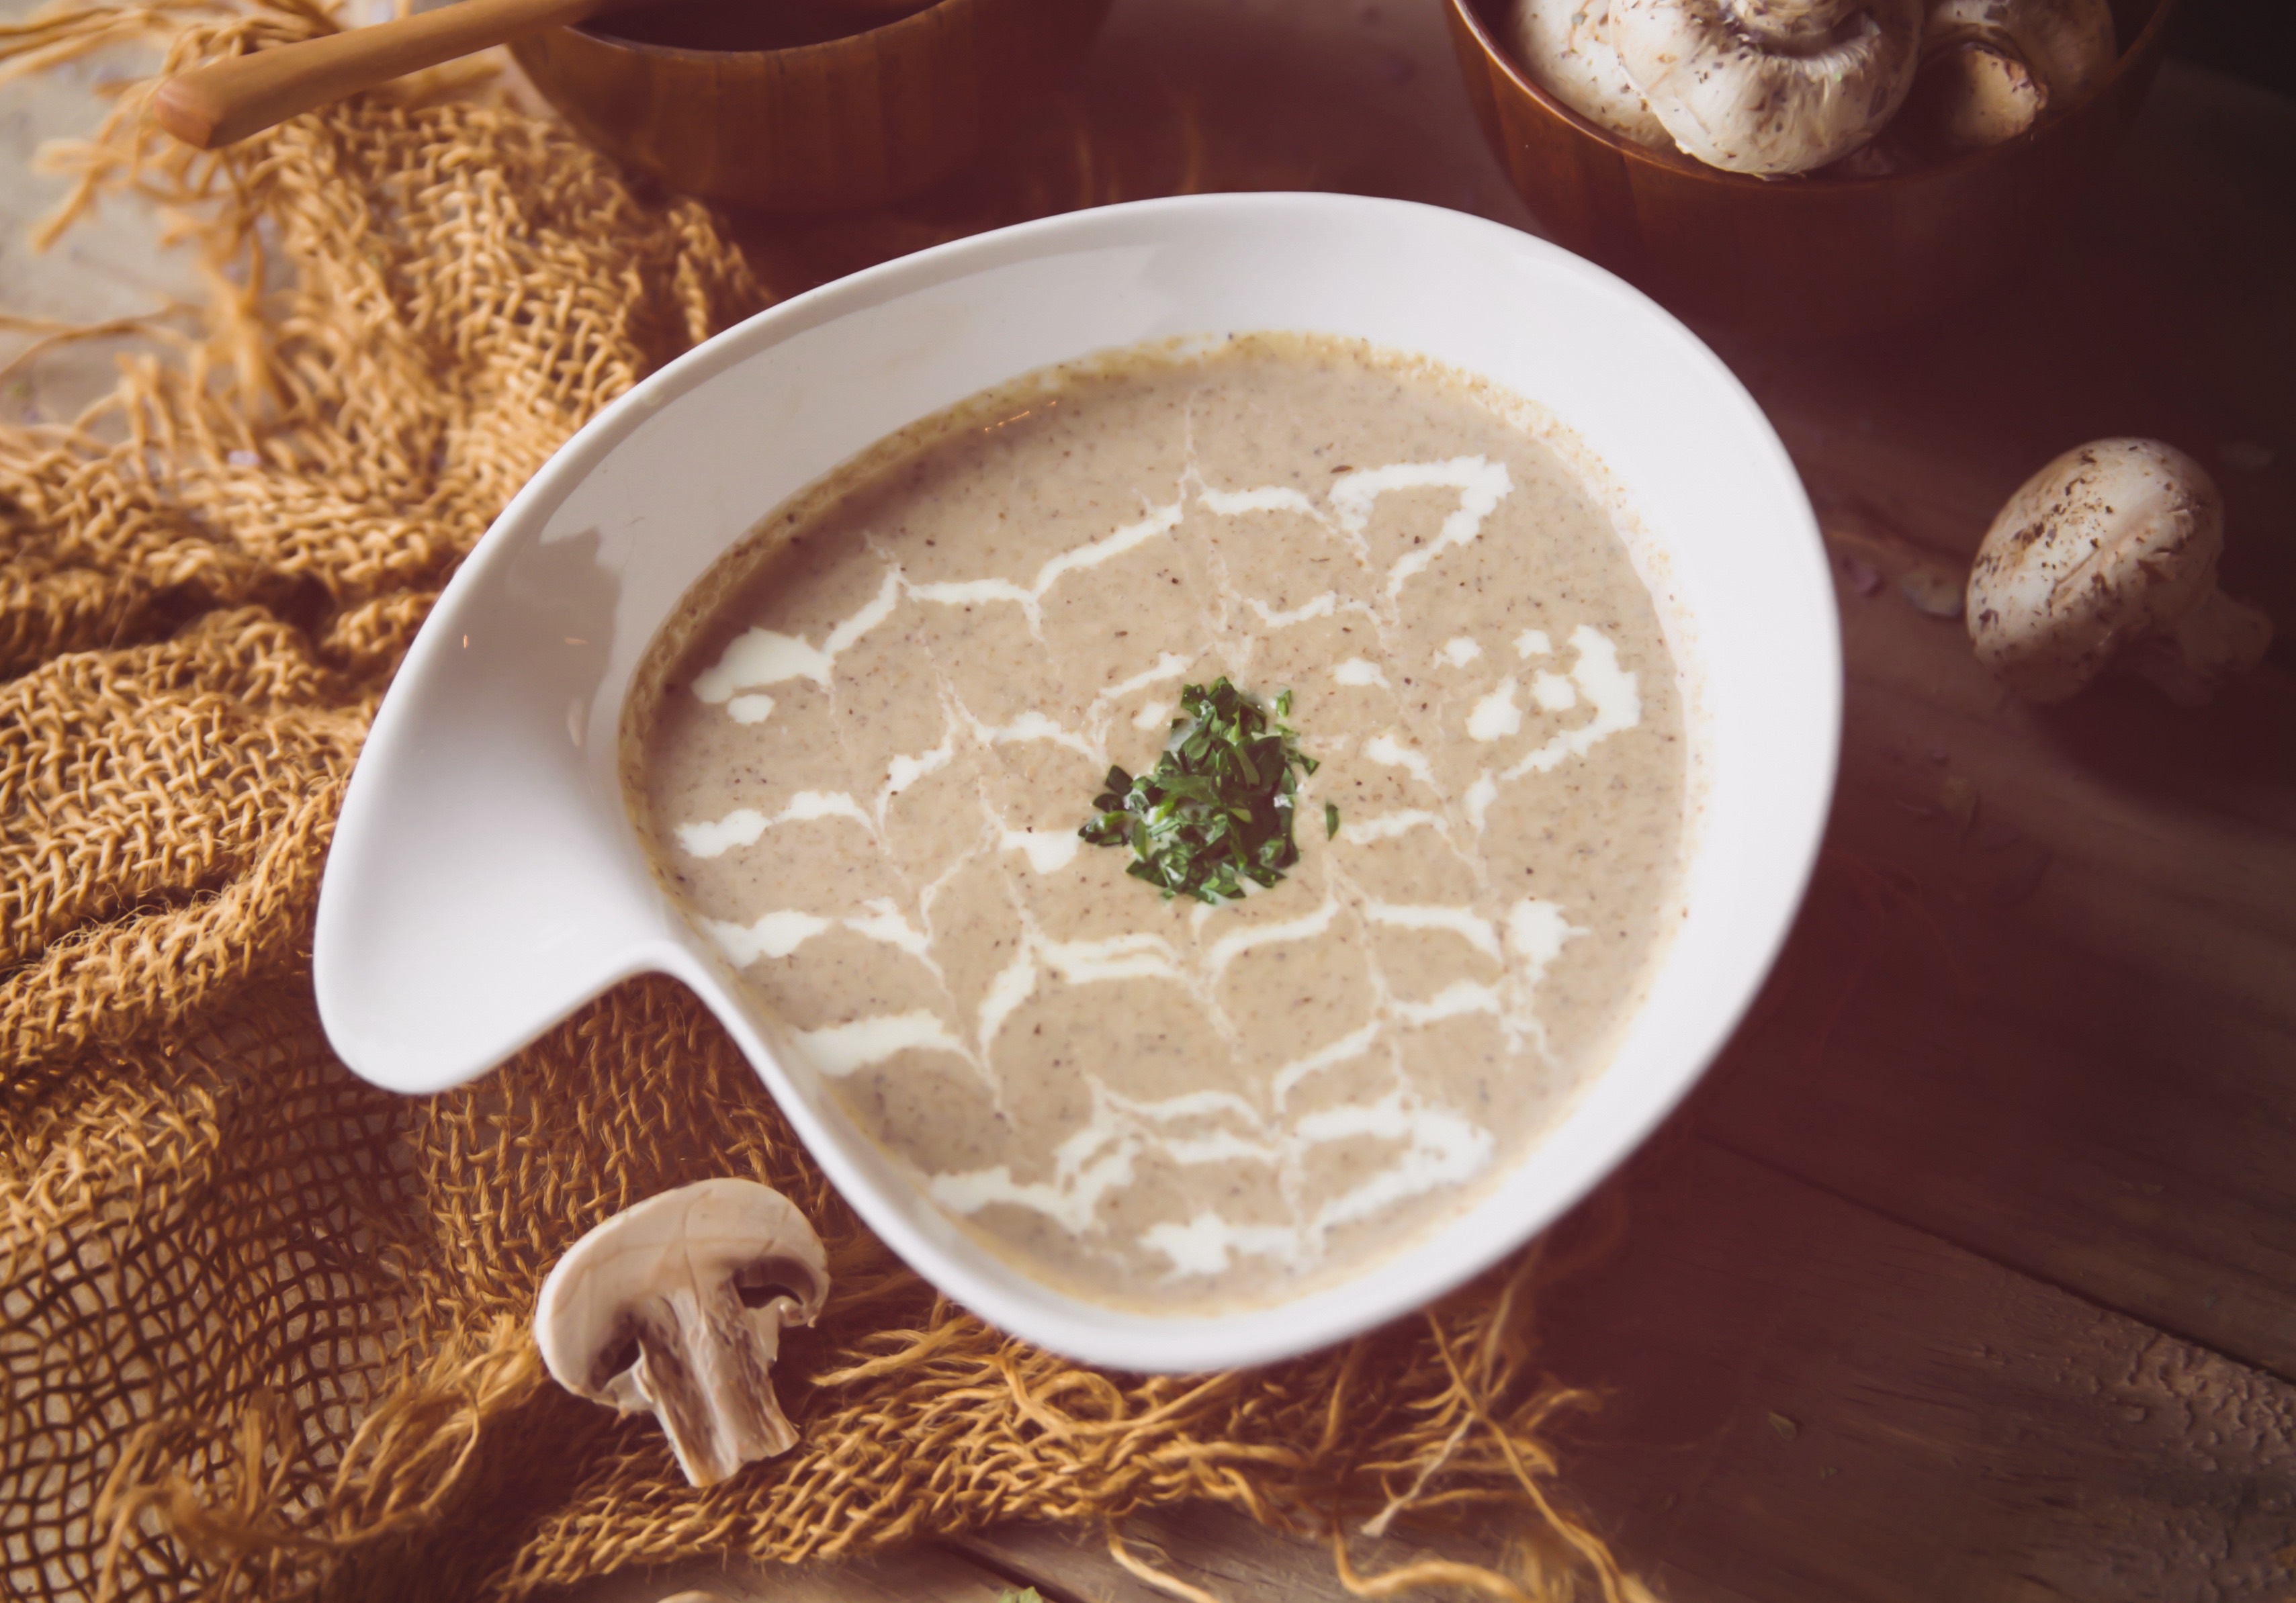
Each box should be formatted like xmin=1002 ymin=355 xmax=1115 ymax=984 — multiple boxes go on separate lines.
xmin=564 ymin=0 xmax=965 ymax=63
xmin=1446 ymin=0 xmax=2180 ymax=193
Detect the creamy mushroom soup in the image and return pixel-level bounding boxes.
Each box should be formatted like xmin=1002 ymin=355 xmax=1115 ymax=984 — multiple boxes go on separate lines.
xmin=625 ymin=334 xmax=1685 ymax=1311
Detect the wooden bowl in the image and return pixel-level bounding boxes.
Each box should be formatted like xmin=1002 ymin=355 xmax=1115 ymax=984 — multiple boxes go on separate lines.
xmin=510 ymin=0 xmax=1111 ymax=212
xmin=1445 ymin=0 xmax=2178 ymax=336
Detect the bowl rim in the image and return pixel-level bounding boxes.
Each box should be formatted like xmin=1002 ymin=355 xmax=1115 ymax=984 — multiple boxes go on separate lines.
xmin=564 ymin=0 xmax=963 ymax=63
xmin=1446 ymin=0 xmax=2180 ymax=191
xmin=316 ymin=191 xmax=1840 ymax=1372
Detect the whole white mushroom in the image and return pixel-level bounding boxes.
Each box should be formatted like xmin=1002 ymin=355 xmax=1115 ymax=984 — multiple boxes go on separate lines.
xmin=1966 ymin=439 xmax=2275 ymax=704
xmin=1896 ymin=0 xmax=2117 ymax=156
xmin=1507 ymin=0 xmax=1672 ymax=151
xmin=1609 ymin=0 xmax=1925 ymax=175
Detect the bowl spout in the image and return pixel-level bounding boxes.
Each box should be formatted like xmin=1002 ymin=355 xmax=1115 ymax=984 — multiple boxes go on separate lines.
xmin=315 ymin=522 xmax=675 ymax=1095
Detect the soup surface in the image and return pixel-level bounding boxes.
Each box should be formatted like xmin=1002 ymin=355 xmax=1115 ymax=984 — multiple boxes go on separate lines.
xmin=626 ymin=334 xmax=1685 ymax=1310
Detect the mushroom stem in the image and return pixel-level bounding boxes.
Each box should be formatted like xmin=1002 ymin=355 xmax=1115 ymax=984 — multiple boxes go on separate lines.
xmin=621 ymin=1285 xmax=802 ymax=1484
xmin=2127 ymin=586 xmax=2277 ymax=706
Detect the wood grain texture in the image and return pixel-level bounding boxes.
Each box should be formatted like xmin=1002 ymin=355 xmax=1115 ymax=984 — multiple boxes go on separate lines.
xmin=953 ymin=1510 xmax=1370 ymax=1603
xmin=547 ymin=1136 xmax=2296 ymax=1603
xmin=1697 ymin=602 xmax=2296 ymax=1378
xmin=1442 ymin=0 xmax=2180 ymax=336
xmin=1540 ymin=1140 xmax=2296 ymax=1603
xmin=965 ymin=1138 xmax=2296 ymax=1603
xmin=10 ymin=0 xmax=2293 ymax=1594
xmin=357 ymin=3 xmax=2291 ymax=1596
xmin=508 ymin=0 xmax=1110 ymax=211
xmin=1662 ymin=63 xmax=2296 ymax=1379
xmin=542 ymin=1541 xmax=1021 ymax=1602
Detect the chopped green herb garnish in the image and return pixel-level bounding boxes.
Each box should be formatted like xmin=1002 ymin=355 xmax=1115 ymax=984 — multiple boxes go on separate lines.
xmin=1078 ymin=678 xmax=1323 ymax=904
xmin=1325 ymin=800 xmax=1341 ymax=839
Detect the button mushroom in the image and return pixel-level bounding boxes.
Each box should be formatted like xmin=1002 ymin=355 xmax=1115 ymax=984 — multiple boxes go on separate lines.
xmin=1894 ymin=0 xmax=2116 ymax=157
xmin=1902 ymin=40 xmax=2048 ymax=151
xmin=535 ymin=1178 xmax=830 ymax=1486
xmin=1966 ymin=438 xmax=2275 ymax=704
xmin=1507 ymin=0 xmax=1672 ymax=152
xmin=1609 ymin=0 xmax=1925 ymax=175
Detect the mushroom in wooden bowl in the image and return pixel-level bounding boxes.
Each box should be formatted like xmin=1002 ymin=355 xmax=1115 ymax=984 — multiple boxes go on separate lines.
xmin=1444 ymin=0 xmax=2177 ymax=336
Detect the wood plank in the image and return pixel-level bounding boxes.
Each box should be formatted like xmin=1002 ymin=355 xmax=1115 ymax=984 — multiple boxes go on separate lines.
xmin=539 ymin=1539 xmax=1026 ymax=1603
xmin=726 ymin=0 xmax=2296 ymax=1388
xmin=401 ymin=15 xmax=2296 ymax=1602
xmin=945 ymin=1134 xmax=2296 ymax=1603
xmin=19 ymin=0 xmax=2293 ymax=1595
xmin=1658 ymin=62 xmax=2296 ymax=1381
xmin=635 ymin=16 xmax=2296 ymax=1598
xmin=954 ymin=1512 xmax=1349 ymax=1603
xmin=549 ymin=1124 xmax=2296 ymax=1603
xmin=1538 ymin=1139 xmax=2296 ymax=1603
xmin=744 ymin=0 xmax=2296 ymax=1386
xmin=743 ymin=0 xmax=1542 ymax=299
xmin=1714 ymin=66 xmax=2296 ymax=619
xmin=1695 ymin=396 xmax=2296 ymax=1379
xmin=951 ymin=1505 xmax=1499 ymax=1603
xmin=1689 ymin=531 xmax=2296 ymax=1370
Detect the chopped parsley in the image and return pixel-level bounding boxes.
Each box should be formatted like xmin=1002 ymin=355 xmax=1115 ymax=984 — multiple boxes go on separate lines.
xmin=1078 ymin=678 xmax=1330 ymax=904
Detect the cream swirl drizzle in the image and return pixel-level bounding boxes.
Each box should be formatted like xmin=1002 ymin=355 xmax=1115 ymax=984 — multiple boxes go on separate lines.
xmin=670 ymin=453 xmax=1638 ymax=1280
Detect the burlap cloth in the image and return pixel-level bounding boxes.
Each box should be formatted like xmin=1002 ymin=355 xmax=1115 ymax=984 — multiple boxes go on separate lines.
xmin=0 ymin=4 xmax=1644 ymax=1598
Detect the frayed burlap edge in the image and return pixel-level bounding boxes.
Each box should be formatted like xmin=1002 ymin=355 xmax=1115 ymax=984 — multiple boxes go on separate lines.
xmin=0 ymin=7 xmax=1650 ymax=1600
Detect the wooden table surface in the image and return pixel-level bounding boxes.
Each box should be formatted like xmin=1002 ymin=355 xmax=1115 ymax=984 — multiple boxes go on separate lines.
xmin=580 ymin=2 xmax=2296 ymax=1596
xmin=698 ymin=6 xmax=2296 ymax=1589
xmin=9 ymin=1 xmax=2291 ymax=1599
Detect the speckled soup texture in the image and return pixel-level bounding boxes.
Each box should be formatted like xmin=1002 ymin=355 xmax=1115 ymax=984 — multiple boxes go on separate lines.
xmin=626 ymin=334 xmax=1685 ymax=1312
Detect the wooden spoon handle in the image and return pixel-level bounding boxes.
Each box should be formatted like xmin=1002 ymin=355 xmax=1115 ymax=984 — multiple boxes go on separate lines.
xmin=150 ymin=0 xmax=604 ymax=150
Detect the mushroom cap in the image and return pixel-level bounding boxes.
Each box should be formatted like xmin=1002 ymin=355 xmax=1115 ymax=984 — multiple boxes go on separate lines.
xmin=1966 ymin=439 xmax=2227 ymax=702
xmin=1610 ymin=0 xmax=1924 ymax=175
xmin=1507 ymin=0 xmax=1673 ymax=152
xmin=1902 ymin=40 xmax=2047 ymax=154
xmin=535 ymin=1178 xmax=829 ymax=1485
xmin=1896 ymin=0 xmax=2116 ymax=156
xmin=1924 ymin=0 xmax=2116 ymax=103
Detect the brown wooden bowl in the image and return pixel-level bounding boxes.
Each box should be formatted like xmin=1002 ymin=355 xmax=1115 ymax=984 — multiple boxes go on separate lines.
xmin=510 ymin=0 xmax=1111 ymax=212
xmin=1445 ymin=0 xmax=2177 ymax=337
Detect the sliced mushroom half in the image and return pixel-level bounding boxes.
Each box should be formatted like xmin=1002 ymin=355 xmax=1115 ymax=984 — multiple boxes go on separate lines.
xmin=535 ymin=1178 xmax=830 ymax=1486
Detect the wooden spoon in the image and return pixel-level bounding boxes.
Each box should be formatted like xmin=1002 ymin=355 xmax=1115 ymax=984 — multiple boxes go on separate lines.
xmin=150 ymin=0 xmax=922 ymax=150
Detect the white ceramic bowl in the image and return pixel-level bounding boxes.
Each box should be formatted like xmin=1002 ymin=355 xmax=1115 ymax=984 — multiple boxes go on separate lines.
xmin=315 ymin=193 xmax=1837 ymax=1373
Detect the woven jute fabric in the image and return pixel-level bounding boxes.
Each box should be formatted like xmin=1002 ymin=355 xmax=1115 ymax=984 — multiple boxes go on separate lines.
xmin=0 ymin=5 xmax=1640 ymax=1599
